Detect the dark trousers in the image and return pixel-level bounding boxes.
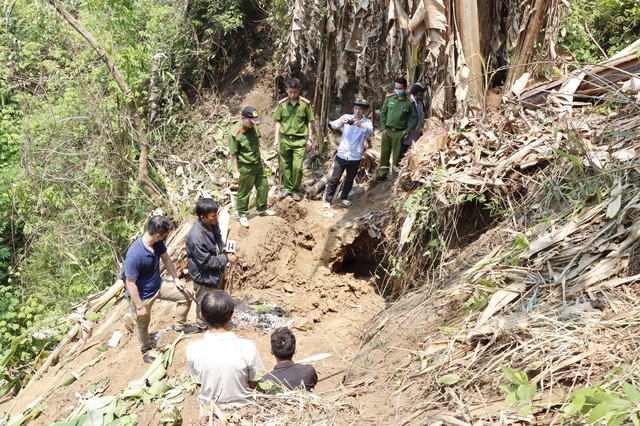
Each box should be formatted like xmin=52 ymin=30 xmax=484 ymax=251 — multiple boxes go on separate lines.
xmin=324 ymin=156 xmax=361 ymax=202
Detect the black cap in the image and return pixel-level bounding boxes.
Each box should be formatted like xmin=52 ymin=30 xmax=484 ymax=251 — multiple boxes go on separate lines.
xmin=241 ymin=106 xmax=261 ymax=123
xmin=410 ymin=83 xmax=426 ymax=95
xmin=353 ymin=98 xmax=370 ymax=108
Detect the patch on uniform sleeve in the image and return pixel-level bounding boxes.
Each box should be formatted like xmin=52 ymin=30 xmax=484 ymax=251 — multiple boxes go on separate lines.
xmin=300 ymin=96 xmax=311 ymax=104
xmin=278 ymin=97 xmax=288 ymax=104
xmin=232 ymin=127 xmax=242 ymax=137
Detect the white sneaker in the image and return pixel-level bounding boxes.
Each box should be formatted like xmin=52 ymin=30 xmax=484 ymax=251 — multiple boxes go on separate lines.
xmin=257 ymin=209 xmax=276 ymax=216
xmin=323 ymin=202 xmax=331 ymax=210
xmin=341 ymin=199 xmax=352 ymax=207
xmin=238 ymin=217 xmax=249 ymax=228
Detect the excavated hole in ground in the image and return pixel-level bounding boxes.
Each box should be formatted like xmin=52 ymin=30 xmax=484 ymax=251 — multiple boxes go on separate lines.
xmin=330 ymin=230 xmax=385 ymax=281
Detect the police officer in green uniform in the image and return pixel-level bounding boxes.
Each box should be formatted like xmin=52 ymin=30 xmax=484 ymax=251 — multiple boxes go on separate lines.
xmin=375 ymin=77 xmax=418 ymax=182
xmin=229 ymin=106 xmax=275 ymax=228
xmin=273 ymin=78 xmax=315 ymax=202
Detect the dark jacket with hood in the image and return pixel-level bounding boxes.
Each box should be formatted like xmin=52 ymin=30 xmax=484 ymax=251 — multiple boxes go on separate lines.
xmin=185 ymin=219 xmax=228 ymax=287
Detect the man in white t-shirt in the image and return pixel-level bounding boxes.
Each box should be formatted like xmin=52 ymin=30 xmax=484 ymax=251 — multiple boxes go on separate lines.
xmin=186 ymin=290 xmax=265 ymax=411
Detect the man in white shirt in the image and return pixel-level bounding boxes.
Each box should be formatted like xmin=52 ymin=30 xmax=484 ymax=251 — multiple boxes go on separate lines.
xmin=186 ymin=290 xmax=265 ymax=412
xmin=324 ymin=98 xmax=374 ymax=209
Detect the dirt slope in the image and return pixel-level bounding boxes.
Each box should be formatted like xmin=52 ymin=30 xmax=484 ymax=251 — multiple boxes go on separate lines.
xmin=0 ymin=184 xmax=395 ymax=425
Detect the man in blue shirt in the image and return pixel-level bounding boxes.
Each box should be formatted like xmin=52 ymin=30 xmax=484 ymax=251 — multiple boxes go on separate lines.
xmin=323 ymin=98 xmax=374 ymax=209
xmin=124 ymin=215 xmax=195 ymax=363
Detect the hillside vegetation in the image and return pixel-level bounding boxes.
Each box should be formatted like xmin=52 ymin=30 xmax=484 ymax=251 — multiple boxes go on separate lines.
xmin=1 ymin=0 xmax=640 ymax=424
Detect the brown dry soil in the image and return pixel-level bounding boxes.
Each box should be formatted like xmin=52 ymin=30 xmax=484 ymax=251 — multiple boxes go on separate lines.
xmin=0 ymin=183 xmax=407 ymax=425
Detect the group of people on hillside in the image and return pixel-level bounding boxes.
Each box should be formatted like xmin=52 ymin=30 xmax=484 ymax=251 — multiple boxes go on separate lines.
xmin=229 ymin=76 xmax=428 ymax=227
xmin=123 ymin=209 xmax=318 ymax=410
xmin=121 ymin=75 xmax=427 ymax=410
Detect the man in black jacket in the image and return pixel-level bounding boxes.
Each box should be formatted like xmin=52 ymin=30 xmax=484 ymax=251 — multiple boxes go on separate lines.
xmin=186 ymin=198 xmax=239 ymax=330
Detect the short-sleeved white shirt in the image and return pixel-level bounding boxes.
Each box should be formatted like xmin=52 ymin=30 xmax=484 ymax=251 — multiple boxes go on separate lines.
xmin=186 ymin=331 xmax=265 ymax=409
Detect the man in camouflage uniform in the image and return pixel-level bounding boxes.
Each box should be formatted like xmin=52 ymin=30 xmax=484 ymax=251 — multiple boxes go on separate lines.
xmin=229 ymin=106 xmax=275 ymax=228
xmin=273 ymin=78 xmax=315 ymax=202
xmin=375 ymin=77 xmax=418 ymax=182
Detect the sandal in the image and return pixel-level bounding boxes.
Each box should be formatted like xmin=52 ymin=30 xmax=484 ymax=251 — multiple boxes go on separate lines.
xmin=341 ymin=199 xmax=352 ymax=207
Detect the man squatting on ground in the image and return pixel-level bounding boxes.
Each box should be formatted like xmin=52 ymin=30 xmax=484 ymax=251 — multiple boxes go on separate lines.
xmin=399 ymin=83 xmax=427 ymax=161
xmin=259 ymin=327 xmax=318 ymax=394
xmin=186 ymin=290 xmax=265 ymax=410
xmin=375 ymin=77 xmax=418 ymax=182
xmin=323 ymin=98 xmax=373 ymax=209
xmin=185 ymin=198 xmax=239 ymax=330
xmin=124 ymin=215 xmax=196 ymax=363
xmin=273 ymin=78 xmax=315 ymax=202
xmin=229 ymin=106 xmax=276 ymax=228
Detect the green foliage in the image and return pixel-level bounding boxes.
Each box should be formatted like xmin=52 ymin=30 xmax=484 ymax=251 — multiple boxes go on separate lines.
xmin=255 ymin=304 xmax=272 ymax=314
xmin=559 ymin=0 xmax=640 ymax=63
xmin=465 ymin=279 xmax=495 ymax=312
xmin=436 ymin=374 xmax=462 ymax=386
xmin=0 ymin=0 xmax=268 ymax=403
xmin=0 ymin=284 xmax=59 ymax=398
xmin=499 ymin=366 xmax=537 ymax=417
xmin=263 ymin=0 xmax=294 ymax=67
xmin=176 ymin=0 xmax=252 ymax=93
xmin=563 ymin=382 xmax=640 ymax=425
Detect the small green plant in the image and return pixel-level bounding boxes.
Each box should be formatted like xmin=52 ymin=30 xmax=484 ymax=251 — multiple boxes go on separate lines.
xmin=255 ymin=304 xmax=272 ymax=314
xmin=436 ymin=374 xmax=463 ymax=386
xmin=465 ymin=278 xmax=495 ymax=312
xmin=499 ymin=365 xmax=537 ymax=417
xmin=563 ymin=383 xmax=640 ymax=425
xmin=382 ymin=255 xmax=406 ymax=278
xmin=504 ymin=235 xmax=530 ymax=266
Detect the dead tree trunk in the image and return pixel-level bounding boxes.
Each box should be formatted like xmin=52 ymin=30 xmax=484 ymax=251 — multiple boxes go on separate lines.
xmin=454 ymin=0 xmax=484 ymax=111
xmin=503 ymin=0 xmax=552 ymax=92
xmin=46 ymin=0 xmax=162 ymax=199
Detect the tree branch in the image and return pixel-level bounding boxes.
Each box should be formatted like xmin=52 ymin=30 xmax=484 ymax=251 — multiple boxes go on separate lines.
xmin=46 ymin=0 xmax=162 ymax=199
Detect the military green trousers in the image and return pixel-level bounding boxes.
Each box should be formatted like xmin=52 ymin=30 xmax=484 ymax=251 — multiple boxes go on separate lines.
xmin=237 ymin=163 xmax=268 ymax=217
xmin=279 ymin=135 xmax=306 ymax=194
xmin=377 ymin=128 xmax=404 ymax=179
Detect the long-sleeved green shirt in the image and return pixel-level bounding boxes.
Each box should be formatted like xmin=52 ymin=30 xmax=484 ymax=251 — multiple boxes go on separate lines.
xmin=380 ymin=94 xmax=418 ymax=133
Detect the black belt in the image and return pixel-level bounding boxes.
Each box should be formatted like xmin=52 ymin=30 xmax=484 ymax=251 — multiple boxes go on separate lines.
xmin=282 ymin=134 xmax=306 ymax=140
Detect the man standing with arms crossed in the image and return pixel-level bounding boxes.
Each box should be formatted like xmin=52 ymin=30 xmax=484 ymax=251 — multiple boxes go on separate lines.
xmin=375 ymin=77 xmax=418 ymax=182
xmin=229 ymin=106 xmax=276 ymax=228
xmin=124 ymin=215 xmax=196 ymax=363
xmin=273 ymin=78 xmax=315 ymax=202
